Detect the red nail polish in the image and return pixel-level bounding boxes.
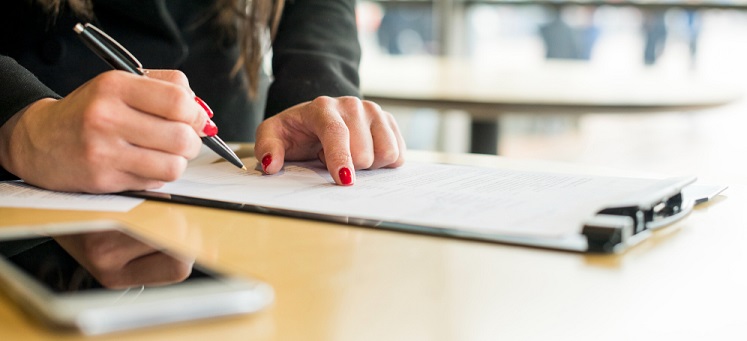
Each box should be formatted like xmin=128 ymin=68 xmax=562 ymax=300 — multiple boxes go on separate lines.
xmin=339 ymin=167 xmax=353 ymax=185
xmin=261 ymin=154 xmax=272 ymax=173
xmin=202 ymin=119 xmax=218 ymax=136
xmin=195 ymin=96 xmax=214 ymax=118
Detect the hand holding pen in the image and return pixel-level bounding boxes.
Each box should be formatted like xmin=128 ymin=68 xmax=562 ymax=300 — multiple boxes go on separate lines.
xmin=73 ymin=23 xmax=245 ymax=170
xmin=0 ymin=23 xmax=236 ymax=194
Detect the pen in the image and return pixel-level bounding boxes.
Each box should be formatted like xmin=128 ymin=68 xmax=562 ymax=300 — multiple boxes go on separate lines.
xmin=73 ymin=23 xmax=246 ymax=170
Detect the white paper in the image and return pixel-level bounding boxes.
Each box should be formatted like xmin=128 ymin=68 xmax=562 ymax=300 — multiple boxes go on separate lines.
xmin=153 ymin=159 xmax=682 ymax=238
xmin=0 ymin=182 xmax=143 ymax=212
xmin=0 ymin=144 xmax=238 ymax=213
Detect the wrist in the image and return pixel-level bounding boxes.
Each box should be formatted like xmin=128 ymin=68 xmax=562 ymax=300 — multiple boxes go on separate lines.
xmin=0 ymin=98 xmax=57 ymax=179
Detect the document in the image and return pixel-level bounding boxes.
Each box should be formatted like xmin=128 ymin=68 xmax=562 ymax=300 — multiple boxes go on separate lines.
xmin=0 ymin=182 xmax=143 ymax=212
xmin=0 ymin=145 xmax=235 ymax=213
xmin=151 ymin=158 xmax=690 ymax=239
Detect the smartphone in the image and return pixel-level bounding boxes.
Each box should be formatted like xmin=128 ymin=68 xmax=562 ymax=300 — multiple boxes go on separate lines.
xmin=0 ymin=220 xmax=273 ymax=335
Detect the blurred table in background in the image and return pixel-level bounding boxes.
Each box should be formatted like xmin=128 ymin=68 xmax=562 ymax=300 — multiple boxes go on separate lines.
xmin=371 ymin=0 xmax=747 ymax=11
xmin=367 ymin=0 xmax=747 ymax=59
xmin=468 ymin=0 xmax=747 ymax=10
xmin=360 ymin=55 xmax=743 ymax=153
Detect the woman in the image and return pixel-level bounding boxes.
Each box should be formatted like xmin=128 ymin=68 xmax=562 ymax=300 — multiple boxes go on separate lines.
xmin=0 ymin=0 xmax=405 ymax=193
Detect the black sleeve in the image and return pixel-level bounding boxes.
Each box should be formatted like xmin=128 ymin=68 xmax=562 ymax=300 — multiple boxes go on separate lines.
xmin=264 ymin=0 xmax=361 ymax=118
xmin=0 ymin=55 xmax=61 ymax=180
xmin=0 ymin=55 xmax=60 ymax=131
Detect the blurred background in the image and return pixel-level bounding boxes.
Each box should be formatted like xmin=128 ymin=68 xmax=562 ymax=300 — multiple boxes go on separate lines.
xmin=354 ymin=0 xmax=747 ymax=186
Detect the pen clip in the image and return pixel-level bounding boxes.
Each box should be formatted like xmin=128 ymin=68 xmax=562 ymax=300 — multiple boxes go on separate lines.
xmin=81 ymin=23 xmax=143 ymax=71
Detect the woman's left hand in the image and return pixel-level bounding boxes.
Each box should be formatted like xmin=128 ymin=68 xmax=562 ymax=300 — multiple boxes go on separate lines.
xmin=254 ymin=96 xmax=406 ymax=186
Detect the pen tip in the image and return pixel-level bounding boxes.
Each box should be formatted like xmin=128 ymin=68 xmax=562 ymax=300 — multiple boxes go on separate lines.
xmin=241 ymin=166 xmax=247 ymax=171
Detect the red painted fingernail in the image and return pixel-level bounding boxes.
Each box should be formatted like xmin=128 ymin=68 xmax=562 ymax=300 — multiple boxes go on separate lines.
xmin=339 ymin=167 xmax=353 ymax=185
xmin=202 ymin=119 xmax=218 ymax=136
xmin=261 ymin=154 xmax=272 ymax=173
xmin=195 ymin=96 xmax=214 ymax=118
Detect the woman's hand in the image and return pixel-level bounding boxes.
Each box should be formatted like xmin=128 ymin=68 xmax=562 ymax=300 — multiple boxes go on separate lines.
xmin=254 ymin=96 xmax=406 ymax=185
xmin=0 ymin=70 xmax=213 ymax=193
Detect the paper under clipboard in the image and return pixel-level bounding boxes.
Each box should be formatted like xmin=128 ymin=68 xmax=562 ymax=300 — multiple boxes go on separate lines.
xmin=125 ymin=158 xmax=725 ymax=253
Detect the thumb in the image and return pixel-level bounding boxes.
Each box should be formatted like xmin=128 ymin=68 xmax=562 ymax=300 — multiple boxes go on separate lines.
xmin=254 ymin=122 xmax=287 ymax=175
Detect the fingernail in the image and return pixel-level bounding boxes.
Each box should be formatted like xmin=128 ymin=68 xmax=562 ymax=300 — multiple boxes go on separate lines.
xmin=261 ymin=154 xmax=272 ymax=173
xmin=339 ymin=167 xmax=353 ymax=185
xmin=202 ymin=119 xmax=218 ymax=136
xmin=195 ymin=96 xmax=213 ymax=118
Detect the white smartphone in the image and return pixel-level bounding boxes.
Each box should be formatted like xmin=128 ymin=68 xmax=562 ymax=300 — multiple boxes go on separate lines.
xmin=0 ymin=220 xmax=273 ymax=335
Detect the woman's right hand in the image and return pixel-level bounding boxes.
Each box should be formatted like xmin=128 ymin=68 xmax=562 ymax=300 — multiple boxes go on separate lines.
xmin=0 ymin=70 xmax=212 ymax=193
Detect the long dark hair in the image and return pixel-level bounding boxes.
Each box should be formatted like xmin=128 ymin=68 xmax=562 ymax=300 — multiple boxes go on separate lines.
xmin=36 ymin=0 xmax=285 ymax=98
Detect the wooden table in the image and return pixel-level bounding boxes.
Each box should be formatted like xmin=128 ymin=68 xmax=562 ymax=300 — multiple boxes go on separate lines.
xmin=360 ymin=56 xmax=743 ymax=153
xmin=1 ymin=145 xmax=745 ymax=340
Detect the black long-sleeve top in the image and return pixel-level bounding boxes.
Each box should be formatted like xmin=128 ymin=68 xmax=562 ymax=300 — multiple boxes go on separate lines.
xmin=0 ymin=0 xmax=361 ymax=180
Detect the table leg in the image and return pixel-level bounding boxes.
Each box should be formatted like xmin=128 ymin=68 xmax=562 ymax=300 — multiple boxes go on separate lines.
xmin=470 ymin=120 xmax=500 ymax=154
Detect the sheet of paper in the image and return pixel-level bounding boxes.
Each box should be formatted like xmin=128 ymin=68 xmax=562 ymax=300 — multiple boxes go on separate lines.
xmin=0 ymin=144 xmax=231 ymax=213
xmin=152 ymin=159 xmax=682 ymax=238
xmin=0 ymin=182 xmax=143 ymax=212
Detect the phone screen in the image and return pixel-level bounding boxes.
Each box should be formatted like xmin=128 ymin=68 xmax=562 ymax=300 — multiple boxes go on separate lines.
xmin=0 ymin=223 xmax=272 ymax=335
xmin=0 ymin=230 xmax=211 ymax=293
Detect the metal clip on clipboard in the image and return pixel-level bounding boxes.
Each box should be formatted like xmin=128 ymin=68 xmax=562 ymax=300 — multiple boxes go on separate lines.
xmin=582 ymin=177 xmax=696 ymax=253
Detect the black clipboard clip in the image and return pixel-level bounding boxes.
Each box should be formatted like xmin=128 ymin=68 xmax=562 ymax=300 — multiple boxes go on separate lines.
xmin=582 ymin=177 xmax=697 ymax=253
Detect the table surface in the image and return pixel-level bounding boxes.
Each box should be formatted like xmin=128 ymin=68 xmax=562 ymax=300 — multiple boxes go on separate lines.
xmin=1 ymin=145 xmax=745 ymax=340
xmin=360 ymin=56 xmax=744 ymax=116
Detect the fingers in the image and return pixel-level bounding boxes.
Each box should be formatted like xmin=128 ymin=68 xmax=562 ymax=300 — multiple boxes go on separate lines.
xmin=91 ymin=71 xmax=213 ymax=137
xmin=383 ymin=110 xmax=406 ymax=168
xmin=86 ymin=71 xmax=211 ymax=160
xmin=117 ymin=143 xmax=190 ymax=183
xmin=110 ymin=107 xmax=202 ymax=159
xmin=308 ymin=97 xmax=356 ymax=186
xmin=77 ymin=171 xmax=165 ymax=194
xmin=343 ymin=99 xmax=375 ymax=170
xmin=255 ymin=96 xmax=406 ymax=186
xmin=78 ymin=72 xmax=203 ymax=162
xmin=76 ymin=124 xmax=195 ymax=194
xmin=316 ymin=97 xmax=403 ymax=179
xmin=255 ymin=98 xmax=357 ymax=186
xmin=141 ymin=69 xmax=191 ymax=89
xmin=66 ymin=144 xmax=184 ymax=193
xmin=254 ymin=117 xmax=288 ymax=175
xmin=143 ymin=70 xmax=218 ymax=137
xmin=361 ymin=101 xmax=404 ymax=169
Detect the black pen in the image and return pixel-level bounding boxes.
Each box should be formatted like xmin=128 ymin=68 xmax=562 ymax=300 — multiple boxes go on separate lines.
xmin=73 ymin=23 xmax=246 ymax=170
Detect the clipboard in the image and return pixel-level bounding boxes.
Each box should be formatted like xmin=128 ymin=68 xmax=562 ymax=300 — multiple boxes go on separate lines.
xmin=121 ymin=160 xmax=726 ymax=254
